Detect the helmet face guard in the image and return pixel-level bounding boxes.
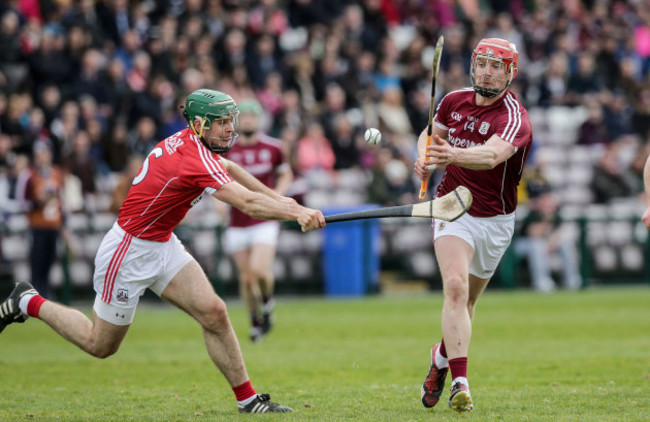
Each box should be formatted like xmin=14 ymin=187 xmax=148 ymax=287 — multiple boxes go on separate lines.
xmin=183 ymin=89 xmax=240 ymax=154
xmin=470 ymin=38 xmax=519 ymax=98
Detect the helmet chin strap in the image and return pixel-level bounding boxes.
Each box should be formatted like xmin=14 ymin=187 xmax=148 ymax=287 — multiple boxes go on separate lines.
xmin=189 ymin=117 xmax=208 ymax=138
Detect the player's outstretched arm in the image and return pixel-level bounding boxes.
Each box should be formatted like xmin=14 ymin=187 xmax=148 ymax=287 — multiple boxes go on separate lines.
xmin=213 ymin=181 xmax=325 ymax=231
xmin=427 ymin=134 xmax=515 ymax=170
xmin=220 ymin=158 xmax=284 ymax=200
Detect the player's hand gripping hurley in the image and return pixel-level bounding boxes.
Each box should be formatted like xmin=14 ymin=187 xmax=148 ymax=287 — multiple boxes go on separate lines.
xmin=419 ymin=35 xmax=444 ymax=200
xmin=324 ymin=186 xmax=472 ymax=224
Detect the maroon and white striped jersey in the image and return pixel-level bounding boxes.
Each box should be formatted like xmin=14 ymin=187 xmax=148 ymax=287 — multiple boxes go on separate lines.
xmin=434 ymin=88 xmax=532 ymax=217
xmin=225 ymin=134 xmax=289 ymax=227
xmin=117 ymin=128 xmax=233 ymax=241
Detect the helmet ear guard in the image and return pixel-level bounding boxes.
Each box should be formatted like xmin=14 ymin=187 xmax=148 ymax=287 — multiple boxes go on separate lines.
xmin=470 ymin=38 xmax=519 ymax=98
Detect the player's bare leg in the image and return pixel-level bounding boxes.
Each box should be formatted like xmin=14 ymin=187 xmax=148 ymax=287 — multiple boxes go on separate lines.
xmin=467 ymin=274 xmax=490 ymax=320
xmin=434 ymin=235 xmax=475 ymax=413
xmin=249 ymin=243 xmax=276 ymax=336
xmin=435 ymin=236 xmax=473 ymax=359
xmin=161 ymin=260 xmax=249 ymax=386
xmin=161 ymin=260 xmax=292 ymax=413
xmin=0 ymin=281 xmax=130 ymax=358
xmin=39 ymin=305 xmax=129 ymax=358
xmin=233 ymin=249 xmax=264 ymax=341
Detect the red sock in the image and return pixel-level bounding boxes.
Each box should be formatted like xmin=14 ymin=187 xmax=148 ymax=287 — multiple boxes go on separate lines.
xmin=232 ymin=381 xmax=257 ymax=402
xmin=439 ymin=339 xmax=448 ymax=358
xmin=27 ymin=295 xmax=47 ymax=318
xmin=449 ymin=357 xmax=468 ymax=380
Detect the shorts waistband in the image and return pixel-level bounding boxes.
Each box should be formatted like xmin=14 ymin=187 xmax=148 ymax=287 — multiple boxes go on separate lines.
xmin=112 ymin=222 xmax=167 ymax=248
xmin=467 ymin=211 xmax=515 ymax=223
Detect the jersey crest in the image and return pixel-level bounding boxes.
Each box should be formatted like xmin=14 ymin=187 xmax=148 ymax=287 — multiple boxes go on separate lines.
xmin=165 ymin=132 xmax=184 ymax=155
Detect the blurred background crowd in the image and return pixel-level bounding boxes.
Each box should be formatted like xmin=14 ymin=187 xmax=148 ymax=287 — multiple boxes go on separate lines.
xmin=1 ymin=0 xmax=649 ymax=296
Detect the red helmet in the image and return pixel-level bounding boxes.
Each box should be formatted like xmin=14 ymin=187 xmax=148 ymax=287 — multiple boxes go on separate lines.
xmin=470 ymin=38 xmax=519 ymax=98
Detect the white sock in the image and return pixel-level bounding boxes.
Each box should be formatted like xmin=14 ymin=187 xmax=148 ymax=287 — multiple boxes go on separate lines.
xmin=452 ymin=376 xmax=469 ymax=389
xmin=237 ymin=394 xmax=257 ymax=407
xmin=18 ymin=292 xmax=38 ymax=316
xmin=434 ymin=346 xmax=449 ymax=369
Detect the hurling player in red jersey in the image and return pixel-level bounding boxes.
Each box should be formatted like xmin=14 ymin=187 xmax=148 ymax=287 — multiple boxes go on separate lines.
xmin=223 ymin=99 xmax=293 ymax=343
xmin=0 ymin=89 xmax=326 ymax=414
xmin=414 ymin=39 xmax=532 ymax=414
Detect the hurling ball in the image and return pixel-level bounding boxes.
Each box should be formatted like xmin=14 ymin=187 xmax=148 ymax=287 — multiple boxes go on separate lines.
xmin=364 ymin=128 xmax=382 ymax=145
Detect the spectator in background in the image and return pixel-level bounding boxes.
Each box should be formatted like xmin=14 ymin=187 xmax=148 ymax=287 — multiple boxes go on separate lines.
xmin=631 ymin=87 xmax=650 ymax=138
xmin=50 ymin=100 xmax=80 ymax=158
xmin=0 ymin=134 xmax=30 ymax=219
xmin=329 ymin=113 xmax=361 ymax=170
xmin=368 ymin=147 xmax=416 ymax=206
xmin=601 ymin=91 xmax=634 ymax=138
xmin=294 ymin=120 xmax=335 ymax=175
xmin=591 ymin=141 xmax=633 ymax=203
xmin=256 ymin=71 xmax=285 ymax=119
xmin=320 ymin=82 xmax=348 ymax=141
xmin=216 ymin=63 xmax=256 ymax=104
xmin=74 ymin=48 xmax=110 ymax=106
xmin=246 ymin=33 xmax=282 ymax=90
xmin=0 ymin=10 xmax=28 ymax=91
xmin=104 ymin=120 xmax=130 ymax=172
xmin=565 ymin=53 xmax=603 ymax=105
xmin=515 ymin=182 xmax=582 ymax=292
xmin=622 ymin=141 xmax=650 ymax=199
xmin=270 ymin=88 xmax=302 ymax=137
xmin=215 ymin=28 xmax=247 ymax=75
xmin=377 ymin=86 xmax=413 ymax=136
xmin=36 ymin=84 xmax=62 ymax=129
xmin=577 ymin=100 xmax=610 ymax=146
xmin=101 ymin=58 xmax=130 ymax=119
xmin=127 ymin=116 xmax=158 ymax=157
xmin=63 ymin=130 xmax=97 ymax=207
xmin=28 ymin=22 xmax=72 ymax=97
xmin=109 ymin=154 xmax=144 ymax=215
xmin=24 ymin=140 xmax=68 ymax=299
xmin=536 ymin=52 xmax=570 ymax=107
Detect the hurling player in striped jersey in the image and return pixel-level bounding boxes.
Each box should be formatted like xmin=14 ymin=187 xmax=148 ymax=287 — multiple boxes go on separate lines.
xmin=414 ymin=38 xmax=532 ymax=414
xmin=0 ymin=89 xmax=326 ymax=414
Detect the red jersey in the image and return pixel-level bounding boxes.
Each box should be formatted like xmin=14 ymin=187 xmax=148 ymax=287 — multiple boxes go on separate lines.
xmin=434 ymin=88 xmax=532 ymax=217
xmin=225 ymin=134 xmax=288 ymax=227
xmin=117 ymin=128 xmax=233 ymax=241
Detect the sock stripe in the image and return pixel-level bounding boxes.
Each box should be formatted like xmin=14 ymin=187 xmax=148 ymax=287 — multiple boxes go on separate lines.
xmin=27 ymin=295 xmax=47 ymax=318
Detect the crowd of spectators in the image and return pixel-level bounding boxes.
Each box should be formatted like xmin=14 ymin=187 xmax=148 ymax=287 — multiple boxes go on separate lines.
xmin=1 ymin=0 xmax=650 ymax=229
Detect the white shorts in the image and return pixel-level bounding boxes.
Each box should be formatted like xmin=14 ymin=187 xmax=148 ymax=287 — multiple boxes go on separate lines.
xmin=433 ymin=212 xmax=515 ymax=279
xmin=224 ymin=221 xmax=280 ymax=254
xmin=93 ymin=222 xmax=194 ymax=325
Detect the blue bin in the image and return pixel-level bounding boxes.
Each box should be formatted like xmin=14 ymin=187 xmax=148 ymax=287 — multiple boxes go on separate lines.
xmin=322 ymin=205 xmax=381 ymax=296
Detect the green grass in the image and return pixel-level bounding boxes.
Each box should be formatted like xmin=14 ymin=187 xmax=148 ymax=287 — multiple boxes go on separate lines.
xmin=1 ymin=286 xmax=649 ymax=421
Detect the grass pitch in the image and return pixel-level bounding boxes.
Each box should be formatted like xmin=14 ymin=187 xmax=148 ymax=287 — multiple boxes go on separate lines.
xmin=1 ymin=286 xmax=648 ymax=421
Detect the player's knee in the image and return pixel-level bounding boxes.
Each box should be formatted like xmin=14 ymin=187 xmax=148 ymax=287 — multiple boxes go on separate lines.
xmin=239 ymin=273 xmax=256 ymax=287
xmin=201 ymin=296 xmax=230 ymax=332
xmin=85 ymin=340 xmax=120 ymax=359
xmin=444 ymin=275 xmax=469 ymax=305
xmin=249 ymin=268 xmax=268 ymax=282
